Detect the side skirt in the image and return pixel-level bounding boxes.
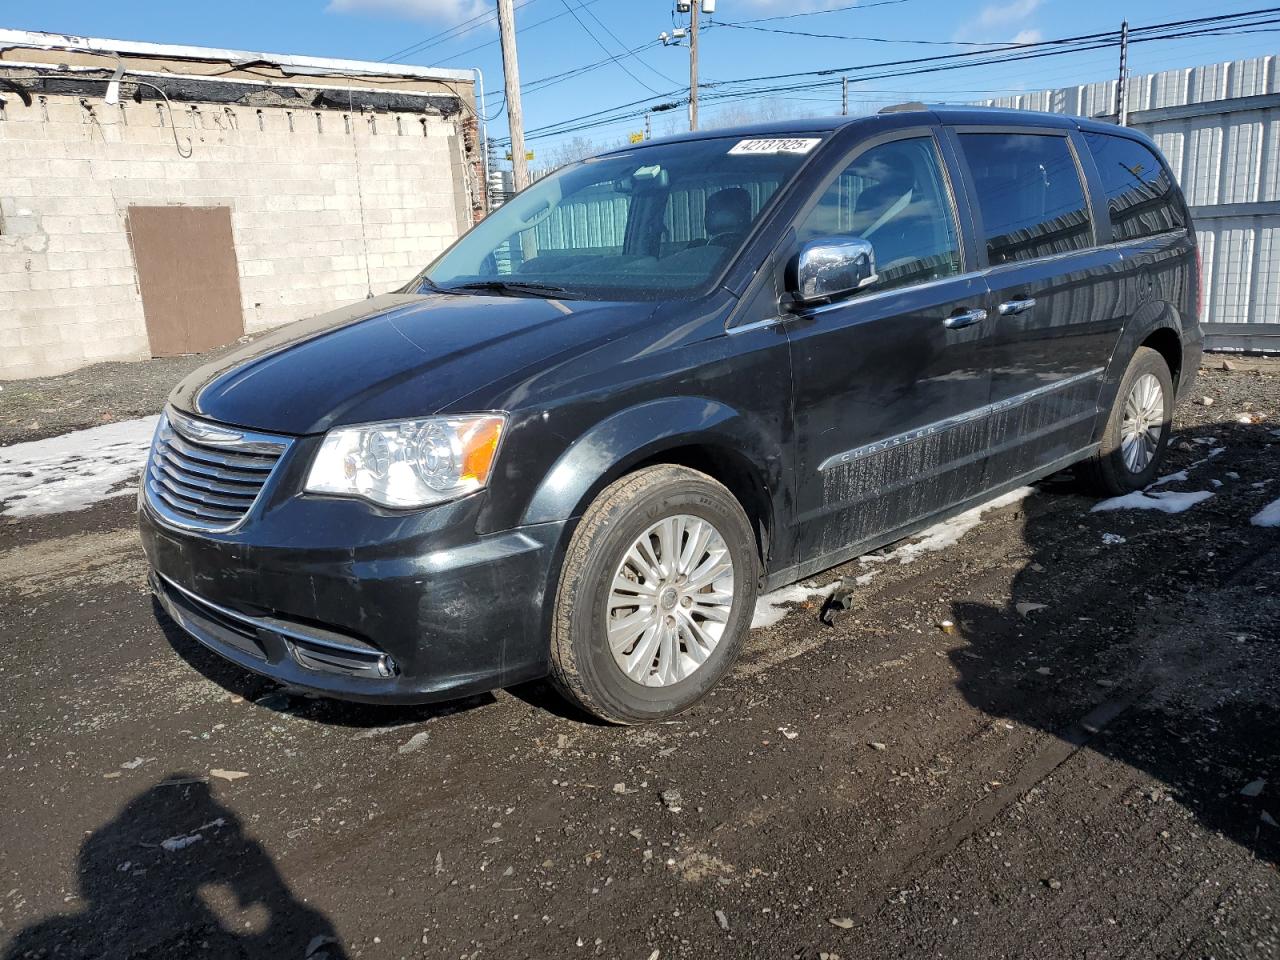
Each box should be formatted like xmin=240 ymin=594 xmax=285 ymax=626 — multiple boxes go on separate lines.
xmin=761 ymin=444 xmax=1099 ymax=593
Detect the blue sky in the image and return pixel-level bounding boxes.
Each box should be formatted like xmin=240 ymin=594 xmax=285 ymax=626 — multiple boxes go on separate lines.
xmin=5 ymin=0 xmax=1275 ymax=158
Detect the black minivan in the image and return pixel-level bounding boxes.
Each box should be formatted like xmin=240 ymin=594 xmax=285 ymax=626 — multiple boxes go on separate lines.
xmin=140 ymin=105 xmax=1201 ymax=723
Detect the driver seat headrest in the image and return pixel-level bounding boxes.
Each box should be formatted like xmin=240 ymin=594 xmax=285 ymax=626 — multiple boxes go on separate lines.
xmin=705 ymin=187 xmax=752 ymax=239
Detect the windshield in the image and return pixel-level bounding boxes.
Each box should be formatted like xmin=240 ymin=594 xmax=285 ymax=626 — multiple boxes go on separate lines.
xmin=418 ymin=135 xmax=824 ymax=301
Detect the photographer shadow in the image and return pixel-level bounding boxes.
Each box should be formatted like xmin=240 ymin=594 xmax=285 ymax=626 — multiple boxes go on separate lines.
xmin=2 ymin=777 xmax=348 ymax=959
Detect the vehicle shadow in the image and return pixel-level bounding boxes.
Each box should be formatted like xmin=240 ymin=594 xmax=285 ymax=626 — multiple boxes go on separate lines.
xmin=152 ymin=600 xmax=496 ymax=729
xmin=947 ymin=421 xmax=1279 ymax=864
xmin=1 ymin=777 xmax=348 ymax=960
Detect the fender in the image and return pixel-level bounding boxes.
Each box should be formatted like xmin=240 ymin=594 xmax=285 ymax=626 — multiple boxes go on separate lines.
xmin=520 ymin=396 xmax=779 ymax=527
xmin=1093 ymin=298 xmax=1186 ymax=442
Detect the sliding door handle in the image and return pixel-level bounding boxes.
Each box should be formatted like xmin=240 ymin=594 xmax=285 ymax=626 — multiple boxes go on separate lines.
xmin=943 ymin=308 xmax=988 ymax=329
xmin=998 ymin=297 xmax=1037 ymax=316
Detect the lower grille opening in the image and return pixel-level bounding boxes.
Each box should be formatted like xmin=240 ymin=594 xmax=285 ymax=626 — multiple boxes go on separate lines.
xmin=154 ymin=574 xmax=396 ymax=681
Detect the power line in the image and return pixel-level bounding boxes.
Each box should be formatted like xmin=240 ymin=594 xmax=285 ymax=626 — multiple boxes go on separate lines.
xmin=485 ymin=40 xmax=670 ymax=100
xmin=495 ymin=9 xmax=1280 ymax=145
xmin=511 ymin=10 xmax=1280 ymax=141
xmin=380 ymin=0 xmax=540 ymax=63
xmin=727 ymin=0 xmax=912 ymax=25
xmin=706 ymin=19 xmax=1022 ymax=46
xmin=402 ymin=0 xmax=609 ymax=68
xmin=578 ymin=1 xmax=679 ymax=86
xmin=557 ymin=0 xmax=666 ymax=95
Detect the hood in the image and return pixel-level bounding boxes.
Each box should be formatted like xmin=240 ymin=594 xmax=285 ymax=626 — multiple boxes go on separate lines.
xmin=171 ymin=293 xmax=655 ymax=435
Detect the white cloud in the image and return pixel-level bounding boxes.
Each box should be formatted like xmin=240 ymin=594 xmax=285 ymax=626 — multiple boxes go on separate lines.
xmin=973 ymin=0 xmax=1041 ymax=28
xmin=326 ymin=0 xmax=488 ymax=24
xmin=954 ymin=0 xmax=1043 ymax=42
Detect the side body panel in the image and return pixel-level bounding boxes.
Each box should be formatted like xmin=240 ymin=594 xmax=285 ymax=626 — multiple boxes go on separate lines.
xmin=777 ymin=125 xmax=998 ymax=569
xmin=944 ymin=125 xmax=1121 ymax=486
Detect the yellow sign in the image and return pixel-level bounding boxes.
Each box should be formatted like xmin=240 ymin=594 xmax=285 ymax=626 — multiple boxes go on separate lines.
xmin=504 ymin=150 xmax=535 ymax=161
xmin=629 ymin=132 xmax=644 ymax=144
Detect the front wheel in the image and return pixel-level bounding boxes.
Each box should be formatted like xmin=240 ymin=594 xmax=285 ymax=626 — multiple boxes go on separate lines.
xmin=1080 ymin=346 xmax=1175 ymax=495
xmin=549 ymin=465 xmax=758 ymax=724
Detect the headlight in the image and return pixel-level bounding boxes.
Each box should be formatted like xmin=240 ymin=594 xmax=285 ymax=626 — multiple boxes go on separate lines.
xmin=305 ymin=414 xmax=505 ymax=508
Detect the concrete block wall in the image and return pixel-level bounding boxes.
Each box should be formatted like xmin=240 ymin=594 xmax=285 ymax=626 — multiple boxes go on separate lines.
xmin=0 ymin=93 xmax=470 ymax=380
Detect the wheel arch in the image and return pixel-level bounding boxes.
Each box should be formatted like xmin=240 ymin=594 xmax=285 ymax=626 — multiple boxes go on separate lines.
xmin=1094 ymin=300 xmax=1187 ymax=444
xmin=1139 ymin=326 xmax=1183 ymax=387
xmin=521 ymin=397 xmax=781 ymax=572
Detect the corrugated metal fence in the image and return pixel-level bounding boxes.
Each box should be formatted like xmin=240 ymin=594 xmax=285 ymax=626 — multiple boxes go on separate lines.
xmin=981 ymin=55 xmax=1280 ymax=351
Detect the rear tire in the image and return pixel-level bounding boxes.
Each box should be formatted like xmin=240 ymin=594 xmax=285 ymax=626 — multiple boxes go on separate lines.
xmin=549 ymin=465 xmax=758 ymax=724
xmin=1080 ymin=346 xmax=1174 ymax=495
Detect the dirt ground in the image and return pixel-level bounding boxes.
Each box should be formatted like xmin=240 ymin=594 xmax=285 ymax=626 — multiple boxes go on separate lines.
xmin=1 ymin=357 xmax=1277 ymax=960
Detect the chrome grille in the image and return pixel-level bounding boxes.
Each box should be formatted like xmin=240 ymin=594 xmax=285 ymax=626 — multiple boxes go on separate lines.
xmin=144 ymin=407 xmax=291 ymax=533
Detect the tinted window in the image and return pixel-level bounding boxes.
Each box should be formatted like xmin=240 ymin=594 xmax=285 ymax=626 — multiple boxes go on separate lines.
xmin=661 ymin=177 xmax=784 ymax=256
xmin=424 ymin=136 xmax=818 ymax=299
xmin=1084 ymin=132 xmax=1184 ymax=241
xmin=960 ymin=133 xmax=1093 ymax=264
xmin=797 ymin=137 xmax=962 ymax=292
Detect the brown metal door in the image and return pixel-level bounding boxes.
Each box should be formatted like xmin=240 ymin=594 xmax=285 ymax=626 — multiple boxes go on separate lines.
xmin=127 ymin=205 xmax=245 ymax=357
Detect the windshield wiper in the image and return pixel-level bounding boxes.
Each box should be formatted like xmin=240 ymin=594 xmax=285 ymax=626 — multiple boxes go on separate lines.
xmin=416 ymin=276 xmax=452 ymax=295
xmin=442 ymin=279 xmax=569 ymax=298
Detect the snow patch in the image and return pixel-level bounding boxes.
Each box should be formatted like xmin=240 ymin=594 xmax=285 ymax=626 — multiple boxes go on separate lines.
xmin=1148 ymin=469 xmax=1188 ymax=488
xmin=1092 ymin=489 xmax=1214 ymax=514
xmin=751 ymin=582 xmax=835 ymax=630
xmin=1252 ymin=496 xmax=1280 ymax=528
xmin=860 ymin=487 xmax=1035 ymax=566
xmin=0 ymin=416 xmax=158 ymax=518
xmin=750 ymin=489 xmax=1032 ymax=630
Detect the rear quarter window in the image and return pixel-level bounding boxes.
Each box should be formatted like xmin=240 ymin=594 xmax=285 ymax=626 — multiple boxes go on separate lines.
xmin=1083 ymin=132 xmax=1185 ymax=242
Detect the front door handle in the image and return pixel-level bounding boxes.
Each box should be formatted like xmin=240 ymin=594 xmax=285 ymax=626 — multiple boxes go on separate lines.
xmin=998 ymin=297 xmax=1037 ymax=316
xmin=943 ymin=307 xmax=988 ymax=329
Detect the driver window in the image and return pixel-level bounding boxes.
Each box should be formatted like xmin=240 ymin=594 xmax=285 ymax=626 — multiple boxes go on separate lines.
xmin=797 ymin=136 xmax=962 ymax=292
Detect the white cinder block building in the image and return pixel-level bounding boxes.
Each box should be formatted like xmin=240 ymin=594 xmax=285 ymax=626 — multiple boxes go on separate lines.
xmin=0 ymin=29 xmax=485 ymax=380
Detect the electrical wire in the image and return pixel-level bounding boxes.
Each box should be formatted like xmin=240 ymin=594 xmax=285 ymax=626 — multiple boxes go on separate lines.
xmin=556 ymin=0 xmax=666 ymax=95
xmin=427 ymin=0 xmax=610 ymax=68
xmin=380 ymin=0 xmax=544 ymax=64
xmin=485 ymin=40 xmax=671 ymax=100
xmin=0 ymin=72 xmax=193 ymax=157
xmin=577 ymin=1 xmax=679 ymax=86
xmin=494 ymin=9 xmax=1280 ymax=146
xmin=726 ymin=0 xmax=912 ymax=25
xmin=705 ymin=19 xmax=1032 ymax=46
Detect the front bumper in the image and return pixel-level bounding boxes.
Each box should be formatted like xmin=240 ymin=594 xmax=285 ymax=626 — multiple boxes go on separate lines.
xmin=139 ymin=489 xmax=569 ymax=704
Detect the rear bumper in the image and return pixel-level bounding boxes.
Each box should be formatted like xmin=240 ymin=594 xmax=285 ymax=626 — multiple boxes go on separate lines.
xmin=140 ymin=492 xmax=568 ymax=704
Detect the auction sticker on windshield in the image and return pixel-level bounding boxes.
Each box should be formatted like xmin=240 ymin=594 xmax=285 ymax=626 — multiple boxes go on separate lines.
xmin=728 ymin=138 xmax=822 ymax=155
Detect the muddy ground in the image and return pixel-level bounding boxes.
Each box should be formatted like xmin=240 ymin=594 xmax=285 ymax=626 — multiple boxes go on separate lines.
xmin=1 ymin=359 xmax=1278 ymax=960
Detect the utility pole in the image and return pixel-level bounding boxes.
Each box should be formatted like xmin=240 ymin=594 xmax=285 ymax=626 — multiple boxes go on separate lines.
xmin=841 ymin=77 xmax=848 ymax=116
xmin=688 ymin=1 xmax=699 ymax=131
xmin=644 ymin=110 xmax=652 ymax=140
xmin=496 ymin=0 xmax=529 ymax=191
xmin=1116 ymin=19 xmax=1130 ymax=127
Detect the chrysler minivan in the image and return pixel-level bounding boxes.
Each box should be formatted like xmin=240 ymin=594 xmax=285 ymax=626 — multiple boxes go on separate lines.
xmin=140 ymin=105 xmax=1201 ymax=723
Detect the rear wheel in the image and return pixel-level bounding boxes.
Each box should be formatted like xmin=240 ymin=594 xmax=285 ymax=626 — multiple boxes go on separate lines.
xmin=549 ymin=465 xmax=758 ymax=724
xmin=1080 ymin=346 xmax=1174 ymax=495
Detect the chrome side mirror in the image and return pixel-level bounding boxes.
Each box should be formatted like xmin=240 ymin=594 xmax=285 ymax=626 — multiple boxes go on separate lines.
xmin=788 ymin=236 xmax=878 ymax=307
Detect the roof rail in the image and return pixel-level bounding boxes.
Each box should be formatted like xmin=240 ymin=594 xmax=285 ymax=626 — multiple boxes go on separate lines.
xmin=878 ymin=101 xmax=928 ymax=114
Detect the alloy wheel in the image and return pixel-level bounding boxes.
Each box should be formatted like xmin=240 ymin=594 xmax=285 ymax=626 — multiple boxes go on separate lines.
xmin=1120 ymin=372 xmax=1165 ymax=474
xmin=606 ymin=514 xmax=737 ymax=687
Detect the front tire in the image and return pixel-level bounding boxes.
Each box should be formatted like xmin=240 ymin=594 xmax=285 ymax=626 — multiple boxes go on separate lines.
xmin=549 ymin=465 xmax=758 ymax=724
xmin=1081 ymin=346 xmax=1174 ymax=495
